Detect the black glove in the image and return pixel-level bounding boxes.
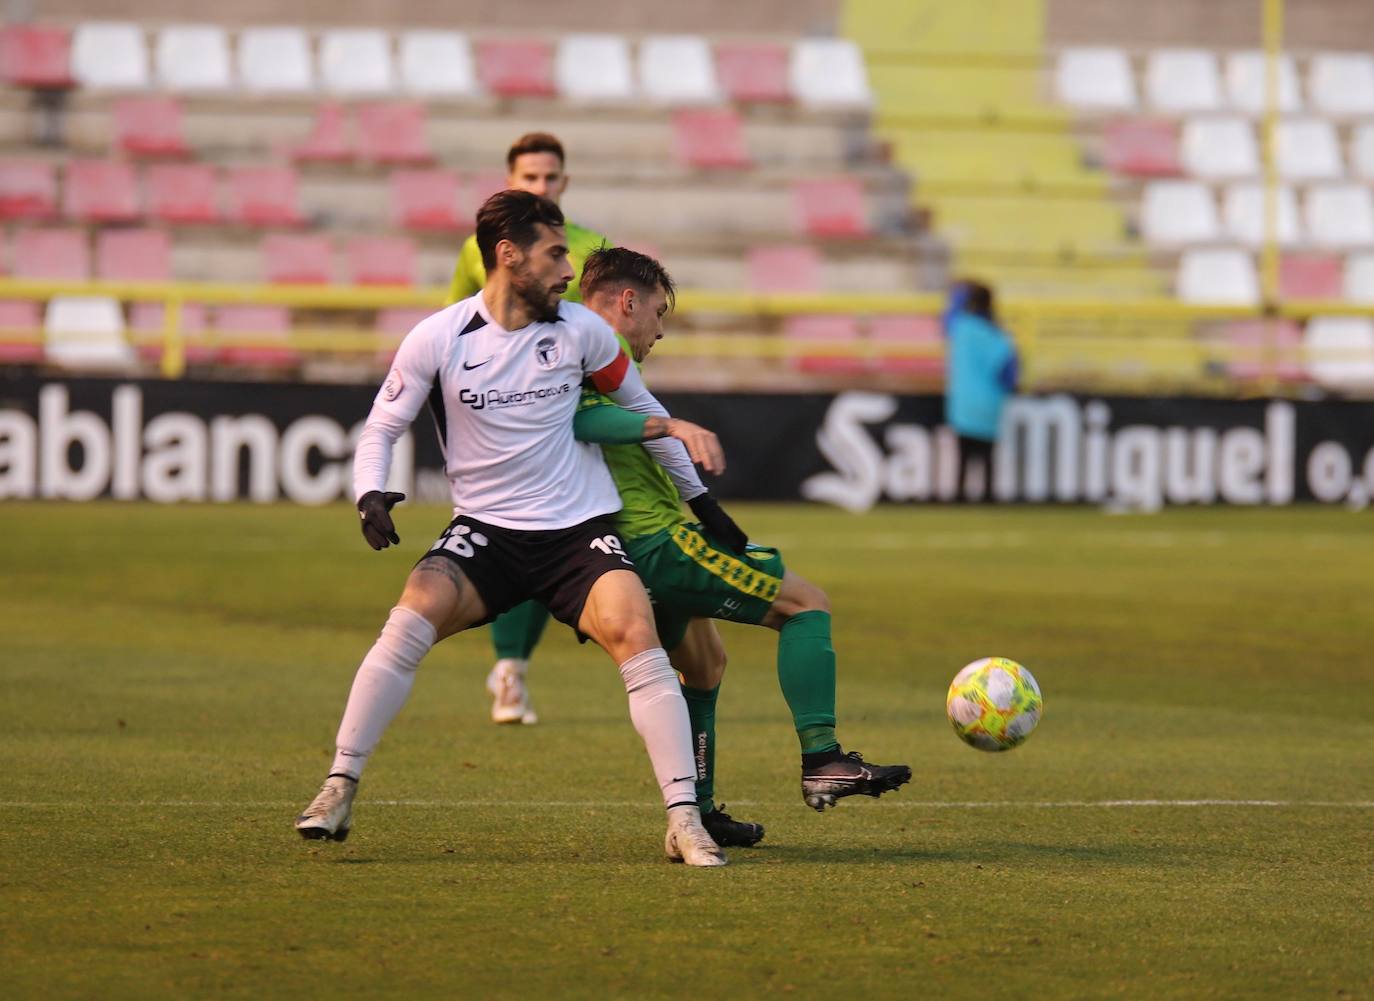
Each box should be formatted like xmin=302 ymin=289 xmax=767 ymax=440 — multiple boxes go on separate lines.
xmin=357 ymin=491 xmax=406 ymax=550
xmin=688 ymin=492 xmax=748 ymax=555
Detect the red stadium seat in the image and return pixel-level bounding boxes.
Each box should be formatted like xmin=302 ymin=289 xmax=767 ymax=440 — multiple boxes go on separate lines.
xmin=746 ymin=244 xmax=822 ymax=292
xmin=783 ymin=314 xmax=867 ymax=374
xmin=262 ymin=234 xmax=333 ymax=284
xmin=347 ymin=236 xmax=417 ymax=286
xmin=1280 ymin=253 xmax=1343 ymax=299
xmin=215 ymin=304 xmax=297 ymax=368
xmin=714 ymin=41 xmax=790 ymax=103
xmin=357 ymin=102 xmax=433 ymax=164
xmin=1218 ymin=319 xmax=1306 ymax=382
xmin=793 ymin=178 xmax=869 ymax=239
xmin=390 ymin=169 xmax=461 ymax=230
xmin=113 ymin=97 xmax=190 ymax=157
xmin=96 ymin=229 xmax=171 ymax=281
xmin=463 ymin=169 xmax=508 ymax=224
xmin=146 ymin=163 xmax=220 ymax=224
xmin=0 ymin=25 xmax=73 ymax=88
xmin=130 ymin=301 xmax=212 ymax=365
xmin=1102 ymin=119 xmax=1182 ymax=178
xmin=0 ymin=160 xmax=58 ymax=220
xmin=13 ymin=227 xmax=89 ymax=279
xmin=869 ymin=314 xmax=944 ymax=377
xmin=374 ymin=306 xmax=433 ymax=363
xmin=671 ymin=109 xmax=750 ymax=169
xmin=64 ymin=160 xmax=140 ymax=224
xmin=291 ymin=102 xmax=355 ymax=163
xmin=476 ymin=38 xmax=556 ymax=97
xmin=0 ymin=299 xmax=45 ymax=362
xmin=224 ymin=166 xmax=303 ymax=226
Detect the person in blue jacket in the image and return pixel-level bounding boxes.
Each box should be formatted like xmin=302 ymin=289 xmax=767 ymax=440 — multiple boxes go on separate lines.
xmin=943 ymin=280 xmax=1019 ymax=502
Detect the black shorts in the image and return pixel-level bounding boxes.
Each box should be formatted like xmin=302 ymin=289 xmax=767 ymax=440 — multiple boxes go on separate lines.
xmin=419 ymin=514 xmax=636 ymax=627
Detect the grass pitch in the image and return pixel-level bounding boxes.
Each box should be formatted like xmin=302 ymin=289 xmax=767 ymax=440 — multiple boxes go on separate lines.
xmin=2 ymin=502 xmax=1372 ymax=1000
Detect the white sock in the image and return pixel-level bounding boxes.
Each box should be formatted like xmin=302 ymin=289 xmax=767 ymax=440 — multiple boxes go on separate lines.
xmin=619 ymin=647 xmax=699 ymax=810
xmin=330 ymin=606 xmax=437 ymax=780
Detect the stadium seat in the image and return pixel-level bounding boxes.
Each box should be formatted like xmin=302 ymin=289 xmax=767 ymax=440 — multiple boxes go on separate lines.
xmin=129 ymin=301 xmax=212 ymax=365
xmin=398 ymin=31 xmax=477 ymax=98
xmin=671 ymin=109 xmax=750 ymax=169
xmin=71 ymin=22 xmax=148 ymax=89
xmin=1224 ymin=51 xmax=1301 ymax=114
xmin=224 ymin=166 xmax=303 ymax=226
xmin=113 ymin=97 xmax=190 ymax=157
xmin=1305 ymin=185 xmax=1374 ymax=248
xmin=0 ymin=24 xmax=73 ymax=88
xmin=0 ymin=161 xmax=58 ymax=220
xmin=475 ymin=38 xmax=555 ymax=97
xmin=1349 ymin=124 xmax=1374 ymax=181
xmin=789 ymin=39 xmax=872 ymax=109
xmin=1275 ymin=119 xmax=1343 ymax=181
xmin=1308 ymin=53 xmax=1374 ymax=116
xmin=262 ymin=234 xmax=333 ymax=284
xmin=238 ymin=27 xmax=313 ymax=93
xmin=1146 ymin=49 xmax=1222 ymax=112
xmin=146 ymin=163 xmax=220 ymax=223
xmin=1279 ymin=254 xmax=1343 ymax=299
xmin=346 ymin=236 xmax=417 ymax=286
xmin=45 ymin=296 xmax=133 ymax=369
xmin=390 ymin=169 xmax=461 ymax=230
xmin=1304 ymin=316 xmax=1374 ymax=391
xmin=1176 ymin=248 xmax=1259 ymax=304
xmin=1180 ymin=117 xmax=1258 ymax=178
xmin=374 ymin=306 xmax=432 ymax=363
xmin=1216 ymin=319 xmax=1306 ymax=382
xmin=96 ymin=229 xmax=171 ymax=281
xmin=555 ymin=34 xmax=634 ymax=101
xmin=13 ymin=228 xmax=89 ymax=279
xmin=714 ymin=41 xmax=790 ymax=103
xmin=64 ymin=160 xmax=140 ymax=223
xmin=214 ymin=304 xmax=297 ymax=369
xmin=0 ymin=300 xmax=45 ymax=363
xmin=291 ymin=102 xmax=355 ymax=163
xmin=869 ymin=314 xmax=943 ymax=376
xmin=1055 ymin=47 xmax=1136 ymax=110
xmin=1140 ymin=180 xmax=1219 ymax=244
xmin=1221 ymin=183 xmax=1301 ymax=247
xmin=746 ymin=244 xmax=822 ymax=292
xmin=154 ymin=25 xmax=232 ymax=90
xmin=464 ymin=170 xmax=507 ymax=223
xmin=1101 ymin=119 xmax=1181 ymax=177
xmin=320 ymin=29 xmax=394 ymax=95
xmin=356 ymin=102 xmax=433 ymax=164
xmin=639 ymin=35 xmax=719 ymax=104
xmin=784 ymin=314 xmax=866 ymax=374
xmin=1342 ymin=252 xmax=1374 ymax=301
xmin=793 ymin=178 xmax=869 ymax=239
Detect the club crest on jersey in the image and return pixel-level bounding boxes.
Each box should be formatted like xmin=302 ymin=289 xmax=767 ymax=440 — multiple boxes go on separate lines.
xmin=381 ymin=368 xmax=404 ymax=401
xmin=534 ymin=336 xmax=560 ymax=370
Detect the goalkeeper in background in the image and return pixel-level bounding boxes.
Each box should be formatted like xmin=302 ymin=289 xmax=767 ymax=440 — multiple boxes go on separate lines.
xmin=446 ymin=131 xmax=609 ymax=725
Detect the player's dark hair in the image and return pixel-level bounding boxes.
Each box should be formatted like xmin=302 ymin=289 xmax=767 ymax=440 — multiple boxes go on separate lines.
xmin=580 ymin=246 xmax=677 ymax=312
xmin=961 ymin=280 xmax=995 ymax=321
xmin=475 ymin=190 xmax=566 ymax=271
xmin=506 ymin=132 xmax=566 ymax=171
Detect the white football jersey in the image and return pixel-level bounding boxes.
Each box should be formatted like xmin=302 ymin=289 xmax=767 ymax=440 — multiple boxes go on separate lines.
xmin=371 ymin=293 xmax=629 ymax=530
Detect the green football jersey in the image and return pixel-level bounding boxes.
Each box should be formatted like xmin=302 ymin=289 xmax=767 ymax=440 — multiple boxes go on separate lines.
xmin=445 ymin=220 xmax=608 ymax=305
xmin=578 ymin=334 xmax=685 ymax=542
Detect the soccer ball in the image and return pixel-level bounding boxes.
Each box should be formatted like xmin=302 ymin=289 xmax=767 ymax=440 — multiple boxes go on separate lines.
xmin=946 ymin=657 xmax=1043 ymax=752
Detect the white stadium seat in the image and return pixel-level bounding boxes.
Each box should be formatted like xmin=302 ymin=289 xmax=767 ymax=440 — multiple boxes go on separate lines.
xmin=1055 ymin=47 xmax=1135 ymax=110
xmin=71 ymin=22 xmax=149 ymax=89
xmin=398 ymin=31 xmax=477 ymax=98
xmin=1304 ymin=316 xmax=1374 ymax=391
xmin=1341 ymin=252 xmax=1374 ymax=302
xmin=1181 ymin=117 xmax=1258 ymax=178
xmin=1225 ymin=51 xmax=1301 ymax=113
xmin=1176 ymin=248 xmax=1259 ymax=304
xmin=238 ymin=27 xmax=314 ymax=93
xmin=1146 ymin=49 xmax=1222 ymax=112
xmin=155 ymin=26 xmax=232 ymax=90
xmin=639 ymin=35 xmax=720 ymax=104
xmin=1140 ymin=180 xmax=1220 ymax=245
xmin=555 ymin=34 xmax=635 ymax=101
xmin=319 ymin=29 xmax=394 ymax=95
xmin=44 ymin=297 xmax=134 ymax=370
xmin=1222 ymin=183 xmax=1301 ymax=247
xmin=1305 ymin=184 xmax=1374 ymax=247
xmin=1275 ymin=118 xmax=1343 ymax=181
xmin=789 ymin=38 xmax=872 ymax=109
xmin=1349 ymin=124 xmax=1374 ymax=181
xmin=1308 ymin=53 xmax=1374 ymax=116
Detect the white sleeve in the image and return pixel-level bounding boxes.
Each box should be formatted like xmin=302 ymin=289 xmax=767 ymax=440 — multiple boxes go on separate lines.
xmin=606 ymin=358 xmax=708 ymax=502
xmin=352 ymin=315 xmax=443 ymax=500
xmin=352 ymin=406 xmax=412 ymax=501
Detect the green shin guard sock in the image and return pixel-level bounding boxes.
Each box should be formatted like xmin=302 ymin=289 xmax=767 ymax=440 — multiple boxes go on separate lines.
xmin=778 ymin=610 xmax=840 ymax=755
xmin=680 ymin=684 xmax=719 ymax=814
xmin=490 ymin=600 xmax=551 ymax=661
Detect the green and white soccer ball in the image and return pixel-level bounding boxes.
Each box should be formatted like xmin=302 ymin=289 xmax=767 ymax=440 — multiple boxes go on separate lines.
xmin=946 ymin=657 xmax=1043 ymax=752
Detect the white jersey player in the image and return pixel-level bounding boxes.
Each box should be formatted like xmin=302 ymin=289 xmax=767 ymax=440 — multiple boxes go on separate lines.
xmin=294 ymin=191 xmax=728 ymax=866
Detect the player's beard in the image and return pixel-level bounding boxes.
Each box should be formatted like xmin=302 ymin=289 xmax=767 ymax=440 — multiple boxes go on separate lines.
xmin=510 ymin=259 xmax=565 ymax=323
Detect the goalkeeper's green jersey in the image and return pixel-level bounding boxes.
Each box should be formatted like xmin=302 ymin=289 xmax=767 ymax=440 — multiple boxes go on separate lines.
xmin=445 ymin=220 xmax=608 ymax=305
xmin=578 ymin=334 xmax=686 ymax=542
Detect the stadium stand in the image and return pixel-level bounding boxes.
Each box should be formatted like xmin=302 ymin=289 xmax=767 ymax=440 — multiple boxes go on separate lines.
xmin=0 ymin=161 xmax=58 ymax=220
xmin=475 ymin=38 xmax=556 ymax=97
xmin=113 ymin=97 xmax=189 ymax=156
xmin=262 ymin=234 xmax=333 ymax=285
xmin=671 ymin=109 xmax=751 ymax=169
xmin=145 ymin=163 xmax=220 ymax=223
xmin=0 ymin=23 xmax=73 ymax=88
xmin=389 ymin=169 xmax=462 ymax=230
xmin=96 ymin=229 xmax=171 ymax=281
xmin=639 ymin=35 xmax=720 ymax=104
xmin=356 ymin=102 xmax=433 ymax=164
xmin=713 ymin=41 xmax=791 ymax=103
xmin=319 ymin=29 xmax=395 ymax=95
xmin=237 ymin=27 xmax=313 ymax=93
xmin=64 ymin=160 xmax=140 ymax=223
xmin=154 ymin=25 xmax=232 ymax=91
xmin=347 ymin=236 xmax=417 ymax=286
xmin=398 ymin=31 xmax=478 ymax=98
xmin=555 ymin=34 xmax=635 ymax=102
xmin=71 ymin=22 xmax=149 ymax=90
xmin=14 ymin=228 xmax=90 ymax=279
xmin=44 ymin=295 xmax=133 ymax=368
xmin=224 ymin=166 xmax=303 ymax=226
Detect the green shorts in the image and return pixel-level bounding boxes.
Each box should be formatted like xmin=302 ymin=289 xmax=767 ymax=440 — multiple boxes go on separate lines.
xmin=626 ymin=522 xmax=787 ymax=651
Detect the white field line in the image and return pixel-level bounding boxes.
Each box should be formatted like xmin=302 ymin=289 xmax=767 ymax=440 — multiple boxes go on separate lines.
xmin=1 ymin=799 xmax=1372 ymax=810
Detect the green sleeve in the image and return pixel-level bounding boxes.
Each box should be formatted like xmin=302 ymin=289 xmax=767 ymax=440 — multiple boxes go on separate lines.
xmin=573 ymin=403 xmax=648 ymax=445
xmin=446 ymin=237 xmax=486 ymax=305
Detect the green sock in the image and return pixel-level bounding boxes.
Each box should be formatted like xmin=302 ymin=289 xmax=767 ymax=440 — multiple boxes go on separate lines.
xmin=680 ymin=683 xmax=719 ymax=814
xmin=490 ymin=600 xmax=551 ymax=660
xmin=777 ymin=610 xmax=840 ymax=754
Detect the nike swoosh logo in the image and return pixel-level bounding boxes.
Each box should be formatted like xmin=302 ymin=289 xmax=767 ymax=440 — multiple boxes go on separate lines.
xmin=462 ymin=358 xmax=493 ymax=370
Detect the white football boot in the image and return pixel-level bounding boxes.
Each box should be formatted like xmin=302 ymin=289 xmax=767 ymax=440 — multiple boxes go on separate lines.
xmin=486 ymin=659 xmax=538 ymax=725
xmin=294 ymin=774 xmax=357 ymax=841
xmin=664 ymin=806 xmax=728 ymax=867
